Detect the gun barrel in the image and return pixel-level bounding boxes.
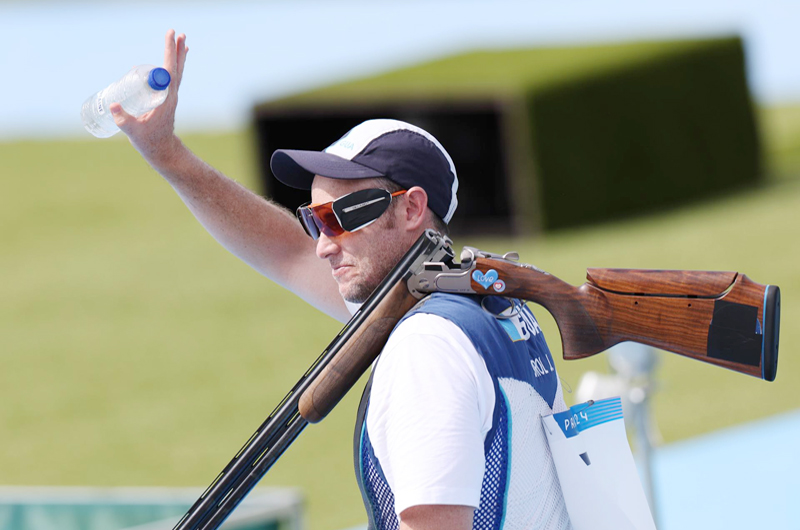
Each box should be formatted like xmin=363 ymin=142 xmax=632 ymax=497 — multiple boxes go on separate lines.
xmin=171 ymin=230 xmax=452 ymax=530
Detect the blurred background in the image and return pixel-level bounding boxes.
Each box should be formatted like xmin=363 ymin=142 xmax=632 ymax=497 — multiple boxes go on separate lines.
xmin=1 ymin=0 xmax=798 ymax=529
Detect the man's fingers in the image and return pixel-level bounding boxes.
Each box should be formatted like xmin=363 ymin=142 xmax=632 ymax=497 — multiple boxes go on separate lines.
xmin=110 ymin=103 xmax=134 ymax=131
xmin=164 ymin=29 xmax=177 ymax=73
xmin=175 ymin=33 xmax=187 ymax=87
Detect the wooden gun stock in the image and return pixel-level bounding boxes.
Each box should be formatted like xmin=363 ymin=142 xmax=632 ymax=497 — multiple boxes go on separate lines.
xmin=473 ymin=258 xmax=780 ymax=381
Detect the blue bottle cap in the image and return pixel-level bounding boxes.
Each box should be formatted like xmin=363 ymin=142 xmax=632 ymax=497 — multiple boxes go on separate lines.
xmin=148 ymin=68 xmax=171 ymax=90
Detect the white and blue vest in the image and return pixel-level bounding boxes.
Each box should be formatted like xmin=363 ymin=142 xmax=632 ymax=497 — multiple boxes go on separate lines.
xmin=354 ymin=293 xmax=572 ymax=530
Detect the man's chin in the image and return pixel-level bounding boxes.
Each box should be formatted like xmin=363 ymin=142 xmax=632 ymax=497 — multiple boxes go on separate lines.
xmin=340 ymin=282 xmax=375 ymax=305
xmin=342 ymin=291 xmax=369 ymax=305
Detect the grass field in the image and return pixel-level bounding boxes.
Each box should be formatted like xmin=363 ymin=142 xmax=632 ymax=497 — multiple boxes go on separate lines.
xmin=0 ymin=106 xmax=798 ymax=530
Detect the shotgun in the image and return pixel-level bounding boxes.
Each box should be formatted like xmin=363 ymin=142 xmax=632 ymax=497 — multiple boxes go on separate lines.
xmin=174 ymin=229 xmax=780 ymax=529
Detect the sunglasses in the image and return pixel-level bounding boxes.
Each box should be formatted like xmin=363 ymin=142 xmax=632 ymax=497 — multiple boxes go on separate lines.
xmin=296 ymin=188 xmax=408 ymax=240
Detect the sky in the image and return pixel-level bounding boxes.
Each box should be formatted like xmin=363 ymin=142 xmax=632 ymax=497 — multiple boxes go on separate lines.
xmin=0 ymin=0 xmax=798 ymax=140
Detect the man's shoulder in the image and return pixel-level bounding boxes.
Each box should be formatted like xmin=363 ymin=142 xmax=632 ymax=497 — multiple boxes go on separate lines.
xmin=405 ymin=292 xmax=483 ymax=320
xmin=405 ymin=292 xmax=532 ymax=330
xmin=390 ymin=308 xmax=470 ymax=342
xmin=390 ymin=293 xmax=483 ymax=340
xmin=377 ymin=305 xmax=490 ymax=395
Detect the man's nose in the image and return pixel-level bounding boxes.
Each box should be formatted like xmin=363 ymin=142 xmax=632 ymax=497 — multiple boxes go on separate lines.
xmin=315 ymin=232 xmax=340 ymax=260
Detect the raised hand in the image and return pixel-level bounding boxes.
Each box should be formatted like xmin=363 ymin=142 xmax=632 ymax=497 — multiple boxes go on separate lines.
xmin=110 ymin=29 xmax=188 ymax=166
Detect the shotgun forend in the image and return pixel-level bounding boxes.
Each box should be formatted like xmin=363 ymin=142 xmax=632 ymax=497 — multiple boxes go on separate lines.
xmin=173 ymin=230 xmax=454 ymax=530
xmin=298 ymin=230 xmax=456 ymax=423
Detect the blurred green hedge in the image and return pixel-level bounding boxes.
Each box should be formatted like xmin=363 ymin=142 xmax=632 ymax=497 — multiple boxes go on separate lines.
xmin=255 ymin=37 xmax=761 ymax=233
xmin=528 ymin=37 xmax=761 ymax=229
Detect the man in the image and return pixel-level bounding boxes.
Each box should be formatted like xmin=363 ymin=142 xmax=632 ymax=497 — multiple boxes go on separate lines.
xmin=112 ymin=30 xmax=572 ymax=530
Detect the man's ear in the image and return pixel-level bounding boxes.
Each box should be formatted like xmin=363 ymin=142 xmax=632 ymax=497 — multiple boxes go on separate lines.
xmin=402 ymin=186 xmax=429 ymax=231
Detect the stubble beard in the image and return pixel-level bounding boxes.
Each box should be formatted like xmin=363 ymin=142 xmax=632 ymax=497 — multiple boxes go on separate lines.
xmin=343 ymin=273 xmax=385 ymax=304
xmin=341 ymin=245 xmax=406 ymax=304
xmin=341 ymin=211 xmax=407 ymax=304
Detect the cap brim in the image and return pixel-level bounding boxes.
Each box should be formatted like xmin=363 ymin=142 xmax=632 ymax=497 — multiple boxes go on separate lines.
xmin=270 ymin=150 xmax=385 ymax=190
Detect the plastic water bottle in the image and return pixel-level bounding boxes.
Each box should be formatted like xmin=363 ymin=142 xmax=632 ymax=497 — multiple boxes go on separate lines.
xmin=81 ymin=65 xmax=171 ymax=138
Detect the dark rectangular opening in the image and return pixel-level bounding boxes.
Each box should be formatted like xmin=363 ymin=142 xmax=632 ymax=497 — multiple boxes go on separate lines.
xmin=253 ymin=102 xmax=512 ymax=235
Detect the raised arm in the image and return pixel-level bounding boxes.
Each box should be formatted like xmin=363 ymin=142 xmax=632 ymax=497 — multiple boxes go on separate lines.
xmin=108 ymin=30 xmax=349 ymax=322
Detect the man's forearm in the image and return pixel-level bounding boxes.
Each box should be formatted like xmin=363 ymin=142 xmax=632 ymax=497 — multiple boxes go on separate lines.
xmin=400 ymin=505 xmax=475 ymax=530
xmin=151 ymin=137 xmax=300 ymax=272
xmin=144 ymin=136 xmax=348 ymax=321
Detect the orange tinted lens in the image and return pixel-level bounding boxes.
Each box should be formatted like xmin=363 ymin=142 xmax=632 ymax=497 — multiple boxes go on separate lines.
xmin=310 ymin=202 xmax=344 ymax=237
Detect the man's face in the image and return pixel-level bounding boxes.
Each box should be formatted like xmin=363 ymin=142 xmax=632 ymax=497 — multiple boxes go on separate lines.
xmin=310 ymin=175 xmax=411 ymax=304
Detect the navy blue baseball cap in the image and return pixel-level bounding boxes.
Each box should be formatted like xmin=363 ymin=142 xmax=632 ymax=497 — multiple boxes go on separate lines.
xmin=270 ymin=119 xmax=459 ymax=224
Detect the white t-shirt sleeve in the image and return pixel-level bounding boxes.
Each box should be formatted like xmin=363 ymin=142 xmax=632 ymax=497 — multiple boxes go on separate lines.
xmin=366 ymin=312 xmax=496 ymax=515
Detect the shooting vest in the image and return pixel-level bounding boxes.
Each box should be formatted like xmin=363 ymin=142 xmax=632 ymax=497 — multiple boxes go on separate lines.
xmin=354 ymin=293 xmax=573 ymax=530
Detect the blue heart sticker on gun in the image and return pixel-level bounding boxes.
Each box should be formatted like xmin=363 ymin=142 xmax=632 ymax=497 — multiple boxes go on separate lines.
xmin=472 ymin=269 xmax=499 ymax=289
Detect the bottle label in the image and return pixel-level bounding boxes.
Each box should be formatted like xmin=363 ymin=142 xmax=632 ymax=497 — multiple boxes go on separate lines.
xmin=96 ymin=88 xmax=107 ymax=116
